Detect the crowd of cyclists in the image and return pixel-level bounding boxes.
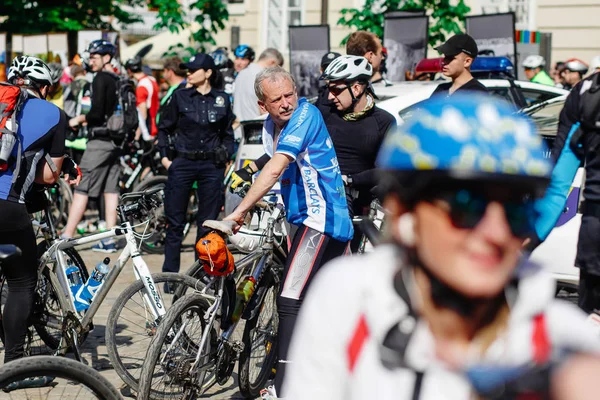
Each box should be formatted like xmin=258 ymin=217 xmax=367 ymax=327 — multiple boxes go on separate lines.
xmin=1 ymin=28 xmax=600 ymax=399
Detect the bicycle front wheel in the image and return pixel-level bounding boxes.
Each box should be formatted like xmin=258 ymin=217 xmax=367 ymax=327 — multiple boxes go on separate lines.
xmin=137 ymin=292 xmax=217 ymax=400
xmin=0 ymin=355 xmax=121 ymax=399
xmin=105 ymin=272 xmax=204 ymax=393
xmin=238 ymin=268 xmax=281 ymax=398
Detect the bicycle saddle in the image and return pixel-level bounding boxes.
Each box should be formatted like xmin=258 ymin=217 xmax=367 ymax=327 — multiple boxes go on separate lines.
xmin=202 ymin=220 xmax=238 ymax=236
xmin=0 ymin=245 xmax=22 ymax=262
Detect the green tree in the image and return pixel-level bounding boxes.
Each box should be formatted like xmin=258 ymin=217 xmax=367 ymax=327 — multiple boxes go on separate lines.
xmin=152 ymin=0 xmax=229 ymax=59
xmin=0 ymin=0 xmax=229 ymax=61
xmin=337 ymin=0 xmax=471 ymax=48
xmin=0 ymin=0 xmax=149 ymax=33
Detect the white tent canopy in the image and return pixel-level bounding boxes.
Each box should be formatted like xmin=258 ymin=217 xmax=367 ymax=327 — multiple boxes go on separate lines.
xmin=121 ymin=23 xmax=199 ymax=69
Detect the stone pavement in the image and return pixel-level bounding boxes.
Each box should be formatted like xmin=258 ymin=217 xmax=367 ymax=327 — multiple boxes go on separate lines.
xmin=0 ymin=228 xmax=248 ymax=399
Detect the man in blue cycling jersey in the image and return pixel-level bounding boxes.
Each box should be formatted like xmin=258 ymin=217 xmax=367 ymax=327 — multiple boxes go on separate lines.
xmin=224 ymin=66 xmax=353 ymax=398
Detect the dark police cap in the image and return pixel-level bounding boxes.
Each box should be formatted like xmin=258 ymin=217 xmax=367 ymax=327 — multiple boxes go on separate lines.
xmin=179 ymin=53 xmax=216 ymax=71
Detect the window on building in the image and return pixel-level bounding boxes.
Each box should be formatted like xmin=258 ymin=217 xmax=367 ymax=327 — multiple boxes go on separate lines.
xmin=265 ymin=0 xmax=303 ymax=51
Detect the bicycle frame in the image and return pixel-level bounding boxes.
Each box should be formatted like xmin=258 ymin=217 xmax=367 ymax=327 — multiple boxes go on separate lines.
xmin=160 ymin=204 xmax=285 ymax=390
xmin=41 ymin=219 xmax=167 ymax=353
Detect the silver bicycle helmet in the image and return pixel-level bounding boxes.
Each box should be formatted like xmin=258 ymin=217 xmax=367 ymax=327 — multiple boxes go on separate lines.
xmin=7 ymin=56 xmax=54 ymax=87
xmin=320 ymin=55 xmax=373 ymax=83
xmin=522 ymin=55 xmax=546 ymax=69
xmin=564 ymin=58 xmax=589 ymax=74
xmin=47 ymin=63 xmax=64 ymax=85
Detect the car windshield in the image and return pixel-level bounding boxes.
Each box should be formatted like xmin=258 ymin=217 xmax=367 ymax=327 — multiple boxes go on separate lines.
xmin=525 ymin=99 xmax=564 ymax=137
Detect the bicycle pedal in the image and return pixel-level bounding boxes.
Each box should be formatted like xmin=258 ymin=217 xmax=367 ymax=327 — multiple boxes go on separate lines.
xmin=231 ymin=340 xmax=245 ymax=354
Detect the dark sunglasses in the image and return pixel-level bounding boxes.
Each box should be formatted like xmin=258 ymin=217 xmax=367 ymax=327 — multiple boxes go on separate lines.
xmin=427 ymin=188 xmax=534 ymax=237
xmin=328 ymin=84 xmax=349 ymax=96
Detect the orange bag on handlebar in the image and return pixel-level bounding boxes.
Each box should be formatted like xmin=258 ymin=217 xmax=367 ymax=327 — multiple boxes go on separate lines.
xmin=196 ymin=232 xmax=235 ymax=276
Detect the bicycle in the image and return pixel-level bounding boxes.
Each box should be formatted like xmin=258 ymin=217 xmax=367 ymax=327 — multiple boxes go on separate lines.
xmin=351 ymin=198 xmax=386 ymax=254
xmin=0 ymin=355 xmax=122 ymax=399
xmin=137 ymin=199 xmax=287 ymax=399
xmin=0 ymin=187 xmax=89 ymax=356
xmin=4 ymin=188 xmax=204 ymax=369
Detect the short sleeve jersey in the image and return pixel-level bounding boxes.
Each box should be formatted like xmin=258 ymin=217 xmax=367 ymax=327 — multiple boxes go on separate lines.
xmin=0 ymin=97 xmax=66 ymax=203
xmin=262 ymin=98 xmax=353 ymax=242
xmin=136 ymin=75 xmax=160 ymax=137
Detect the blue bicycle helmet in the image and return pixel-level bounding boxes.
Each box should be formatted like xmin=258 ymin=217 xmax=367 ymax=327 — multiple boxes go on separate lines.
xmin=234 ymin=44 xmax=255 ymax=61
xmin=87 ymin=40 xmax=116 ymax=57
xmin=377 ymin=94 xmax=551 ymax=197
xmin=210 ymin=48 xmax=229 ymax=68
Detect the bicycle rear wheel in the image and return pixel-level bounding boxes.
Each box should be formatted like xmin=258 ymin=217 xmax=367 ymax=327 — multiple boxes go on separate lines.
xmin=0 ymin=241 xmax=88 ymax=355
xmin=137 ymin=292 xmax=217 ymax=400
xmin=0 ymin=355 xmax=121 ymax=399
xmin=105 ymin=272 xmax=204 ymax=393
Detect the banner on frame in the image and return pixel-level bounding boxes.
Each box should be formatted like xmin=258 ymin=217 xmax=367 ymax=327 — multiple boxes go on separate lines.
xmin=289 ymin=25 xmax=330 ymax=98
xmin=383 ymin=16 xmax=429 ymax=82
xmin=466 ymin=12 xmax=517 ymax=78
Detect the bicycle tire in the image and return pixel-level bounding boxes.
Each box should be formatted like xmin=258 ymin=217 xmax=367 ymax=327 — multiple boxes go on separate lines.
xmin=0 ymin=241 xmax=89 ymax=354
xmin=137 ymin=292 xmax=216 ymax=400
xmin=105 ymin=272 xmax=204 ymax=393
xmin=238 ymin=269 xmax=281 ymax=398
xmin=131 ymin=176 xmax=195 ymax=255
xmin=0 ymin=355 xmax=122 ymax=399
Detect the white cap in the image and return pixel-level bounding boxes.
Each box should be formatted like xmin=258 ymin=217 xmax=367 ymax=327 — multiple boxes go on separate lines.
xmin=522 ymin=55 xmax=546 ymax=69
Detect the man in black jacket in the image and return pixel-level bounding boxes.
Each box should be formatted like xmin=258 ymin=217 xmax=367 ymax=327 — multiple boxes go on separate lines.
xmin=63 ymin=40 xmax=121 ymax=252
xmin=319 ymin=55 xmax=396 ymax=251
xmin=430 ymin=33 xmax=488 ymax=97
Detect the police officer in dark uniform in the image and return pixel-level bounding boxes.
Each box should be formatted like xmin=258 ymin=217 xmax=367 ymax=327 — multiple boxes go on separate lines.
xmin=157 ymin=54 xmax=235 ymax=275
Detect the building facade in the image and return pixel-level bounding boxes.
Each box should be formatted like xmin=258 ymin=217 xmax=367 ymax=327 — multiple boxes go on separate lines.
xmin=123 ymin=0 xmax=600 ymax=70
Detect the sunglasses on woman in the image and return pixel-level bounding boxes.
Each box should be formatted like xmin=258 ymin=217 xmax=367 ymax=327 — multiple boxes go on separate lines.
xmin=426 ymin=188 xmax=534 ymax=238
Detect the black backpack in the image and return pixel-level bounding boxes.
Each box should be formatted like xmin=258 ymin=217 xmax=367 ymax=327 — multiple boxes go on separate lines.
xmin=106 ymin=76 xmax=138 ymax=144
xmin=579 ymin=72 xmax=600 ymax=132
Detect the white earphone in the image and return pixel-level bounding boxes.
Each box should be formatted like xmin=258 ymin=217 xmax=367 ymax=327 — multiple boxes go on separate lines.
xmin=397 ymin=213 xmax=416 ymax=246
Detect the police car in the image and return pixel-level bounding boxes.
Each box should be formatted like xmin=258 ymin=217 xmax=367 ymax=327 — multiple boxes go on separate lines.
xmin=375 ymin=57 xmax=569 ymax=124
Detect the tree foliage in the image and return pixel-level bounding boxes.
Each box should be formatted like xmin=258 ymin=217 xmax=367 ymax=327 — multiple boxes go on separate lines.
xmin=0 ymin=0 xmax=229 ymax=60
xmin=151 ymin=0 xmax=229 ymax=58
xmin=0 ymin=0 xmax=148 ymax=33
xmin=337 ymin=0 xmax=471 ymax=48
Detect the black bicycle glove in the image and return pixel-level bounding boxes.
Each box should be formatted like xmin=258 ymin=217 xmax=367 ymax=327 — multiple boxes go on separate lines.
xmin=61 ymin=156 xmax=81 ymax=180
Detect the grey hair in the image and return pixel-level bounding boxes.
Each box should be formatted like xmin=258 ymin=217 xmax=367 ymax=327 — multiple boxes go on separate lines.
xmin=258 ymin=48 xmax=284 ymax=66
xmin=254 ymin=66 xmax=296 ymax=102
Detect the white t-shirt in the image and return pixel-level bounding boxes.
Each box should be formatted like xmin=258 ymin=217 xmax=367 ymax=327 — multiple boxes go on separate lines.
xmin=233 ymin=63 xmax=264 ymax=122
xmin=284 ymin=245 xmax=600 ymax=399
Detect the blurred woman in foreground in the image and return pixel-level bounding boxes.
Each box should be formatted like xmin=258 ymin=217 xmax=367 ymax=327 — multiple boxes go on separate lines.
xmin=283 ymin=94 xmax=600 ymax=400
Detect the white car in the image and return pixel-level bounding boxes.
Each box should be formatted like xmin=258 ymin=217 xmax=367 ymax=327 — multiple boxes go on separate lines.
xmin=375 ymin=79 xmax=568 ymax=124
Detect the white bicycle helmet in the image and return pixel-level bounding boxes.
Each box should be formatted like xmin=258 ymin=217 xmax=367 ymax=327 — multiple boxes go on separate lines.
xmin=590 ymin=56 xmax=600 ymax=72
xmin=522 ymin=55 xmax=545 ymax=69
xmin=320 ymin=55 xmax=373 ymax=83
xmin=7 ymin=56 xmax=54 ymax=87
xmin=47 ymin=63 xmax=64 ymax=85
xmin=564 ymin=58 xmax=589 ymax=74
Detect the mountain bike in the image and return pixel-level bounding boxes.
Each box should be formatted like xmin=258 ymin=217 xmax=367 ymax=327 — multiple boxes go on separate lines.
xmin=137 ymin=199 xmax=286 ymax=399
xmin=1 ymin=188 xmax=204 ymax=367
xmin=0 ymin=355 xmax=122 ymax=399
xmin=0 ymin=187 xmax=89 ymax=355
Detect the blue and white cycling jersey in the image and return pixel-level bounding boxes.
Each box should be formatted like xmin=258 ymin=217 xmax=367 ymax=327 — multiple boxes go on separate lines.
xmin=262 ymin=98 xmax=353 ymax=242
